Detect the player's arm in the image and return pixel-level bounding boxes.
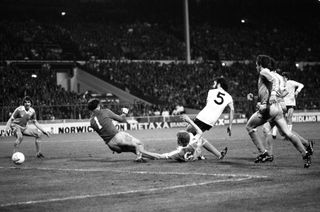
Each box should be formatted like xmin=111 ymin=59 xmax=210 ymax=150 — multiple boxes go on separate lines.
xmin=159 ymin=149 xmax=180 ymax=160
xmin=227 ymin=101 xmax=234 ymax=136
xmin=260 ymin=69 xmax=278 ymax=103
xmin=5 ymin=108 xmax=19 ymax=132
xmin=108 ymin=108 xmax=129 ymax=123
xmin=280 ymin=89 xmax=289 ymax=98
xmin=160 ymin=147 xmax=193 ymax=161
xmin=293 ymin=81 xmax=304 ymax=97
xmin=279 ymin=77 xmax=288 ymax=98
xmin=5 ymin=116 xmax=14 ymax=132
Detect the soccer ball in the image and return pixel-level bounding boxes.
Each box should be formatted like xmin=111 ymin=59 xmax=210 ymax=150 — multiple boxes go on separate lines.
xmin=12 ymin=152 xmax=25 ymax=165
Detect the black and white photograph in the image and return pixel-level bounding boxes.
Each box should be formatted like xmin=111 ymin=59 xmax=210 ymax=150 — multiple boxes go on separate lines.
xmin=0 ymin=0 xmax=320 ymax=211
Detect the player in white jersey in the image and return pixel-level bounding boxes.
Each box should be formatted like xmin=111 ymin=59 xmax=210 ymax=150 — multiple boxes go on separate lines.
xmin=185 ymin=78 xmax=234 ymax=159
xmin=159 ymin=114 xmax=227 ymax=162
xmin=5 ymin=96 xmax=50 ymax=158
xmin=282 ymin=72 xmax=304 ymax=131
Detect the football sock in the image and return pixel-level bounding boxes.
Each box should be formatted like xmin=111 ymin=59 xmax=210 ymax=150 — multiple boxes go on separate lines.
xmin=249 ymin=130 xmax=266 ymax=153
xmin=272 ymin=127 xmax=277 ymax=137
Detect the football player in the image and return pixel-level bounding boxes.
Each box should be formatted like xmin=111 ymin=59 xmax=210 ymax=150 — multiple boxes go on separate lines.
xmin=159 ymin=114 xmax=228 ymax=162
xmin=5 ymin=96 xmax=50 ymax=158
xmin=262 ymin=67 xmax=288 ymax=159
xmin=282 ymin=72 xmax=304 ymax=131
xmin=181 ymin=77 xmax=233 ymax=159
xmin=189 ymin=77 xmax=234 ymax=136
xmin=88 ymin=98 xmax=160 ymax=162
xmin=246 ymin=55 xmax=312 ymax=168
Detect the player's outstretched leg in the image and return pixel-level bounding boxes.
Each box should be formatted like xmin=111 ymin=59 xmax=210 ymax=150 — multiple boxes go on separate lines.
xmin=134 ymin=141 xmax=161 ymax=161
xmin=303 ymin=151 xmax=312 ymax=168
xmin=13 ymin=132 xmax=23 ymax=154
xmin=139 ymin=148 xmax=161 ymax=160
xmin=202 ymin=138 xmax=221 ymax=158
xmin=35 ymin=138 xmax=45 ymax=158
xmin=134 ymin=152 xmax=147 ymax=163
xmin=276 ymin=118 xmax=311 ymax=168
xmin=262 ymin=123 xmax=274 ymax=161
xmin=306 ymin=140 xmax=314 ymax=156
xmin=246 ymin=112 xmax=269 ymax=162
xmin=247 ymin=128 xmax=272 ymax=163
xmin=12 ymin=126 xmax=26 ymax=155
xmin=292 ymin=131 xmax=314 ymax=155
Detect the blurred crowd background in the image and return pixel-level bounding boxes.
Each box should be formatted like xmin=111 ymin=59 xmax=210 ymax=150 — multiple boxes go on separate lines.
xmin=1 ymin=0 xmax=320 ymax=121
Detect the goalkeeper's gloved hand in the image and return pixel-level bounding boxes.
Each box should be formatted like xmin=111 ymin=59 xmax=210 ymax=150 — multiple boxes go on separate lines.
xmin=121 ymin=108 xmax=129 ymax=115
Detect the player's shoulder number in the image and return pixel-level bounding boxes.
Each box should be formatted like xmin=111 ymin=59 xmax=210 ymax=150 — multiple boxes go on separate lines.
xmin=214 ymin=91 xmax=226 ymax=105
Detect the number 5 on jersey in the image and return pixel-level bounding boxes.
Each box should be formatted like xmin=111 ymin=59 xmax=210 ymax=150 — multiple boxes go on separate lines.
xmin=214 ymin=92 xmax=225 ymax=105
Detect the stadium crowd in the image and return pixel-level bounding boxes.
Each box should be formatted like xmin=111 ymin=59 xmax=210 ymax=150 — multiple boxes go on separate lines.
xmin=85 ymin=61 xmax=320 ymax=113
xmin=1 ymin=21 xmax=319 ymax=61
xmin=2 ymin=58 xmax=320 ymax=122
xmin=1 ymin=64 xmax=85 ymax=121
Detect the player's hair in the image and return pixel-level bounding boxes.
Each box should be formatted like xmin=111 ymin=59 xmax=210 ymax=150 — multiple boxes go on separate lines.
xmin=281 ymin=72 xmax=290 ymax=79
xmin=87 ymin=98 xmax=100 ymax=111
xmin=256 ymin=55 xmax=272 ymax=69
xmin=269 ymin=57 xmax=277 ymax=71
xmin=275 ymin=68 xmax=281 ymax=74
xmin=216 ymin=77 xmax=228 ymax=91
xmin=22 ymin=96 xmax=32 ymax=105
xmin=176 ymin=131 xmax=190 ymax=147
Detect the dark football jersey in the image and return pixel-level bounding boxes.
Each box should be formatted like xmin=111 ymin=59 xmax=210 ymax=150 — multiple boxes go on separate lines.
xmin=90 ymin=109 xmax=122 ymax=143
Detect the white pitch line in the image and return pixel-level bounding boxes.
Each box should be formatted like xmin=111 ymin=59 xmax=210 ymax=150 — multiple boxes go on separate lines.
xmin=0 ymin=166 xmax=268 ymax=179
xmin=0 ymin=176 xmax=255 ymax=207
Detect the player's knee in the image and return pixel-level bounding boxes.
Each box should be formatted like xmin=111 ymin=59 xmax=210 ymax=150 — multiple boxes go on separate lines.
xmin=36 ymin=132 xmax=42 ymax=139
xmin=14 ymin=138 xmax=23 ymax=147
xmin=186 ymin=125 xmax=197 ymax=135
xmin=246 ymin=124 xmax=255 ymax=133
xmin=16 ymin=135 xmax=23 ymax=143
xmin=34 ymin=130 xmax=42 ymax=138
xmin=282 ymin=131 xmax=293 ymax=139
xmin=278 ymin=128 xmax=285 ymax=137
xmin=131 ymin=141 xmax=143 ymax=154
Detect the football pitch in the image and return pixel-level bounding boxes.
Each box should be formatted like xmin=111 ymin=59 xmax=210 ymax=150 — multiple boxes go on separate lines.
xmin=0 ymin=123 xmax=319 ymax=212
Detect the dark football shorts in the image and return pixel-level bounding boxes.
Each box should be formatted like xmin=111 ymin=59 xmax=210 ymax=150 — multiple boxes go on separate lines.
xmin=186 ymin=118 xmax=212 ymax=135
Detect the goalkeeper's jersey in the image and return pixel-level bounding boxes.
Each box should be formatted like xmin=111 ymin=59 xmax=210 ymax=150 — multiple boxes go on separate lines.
xmin=162 ymin=133 xmax=204 ymax=162
xmin=90 ymin=109 xmax=119 ymax=143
